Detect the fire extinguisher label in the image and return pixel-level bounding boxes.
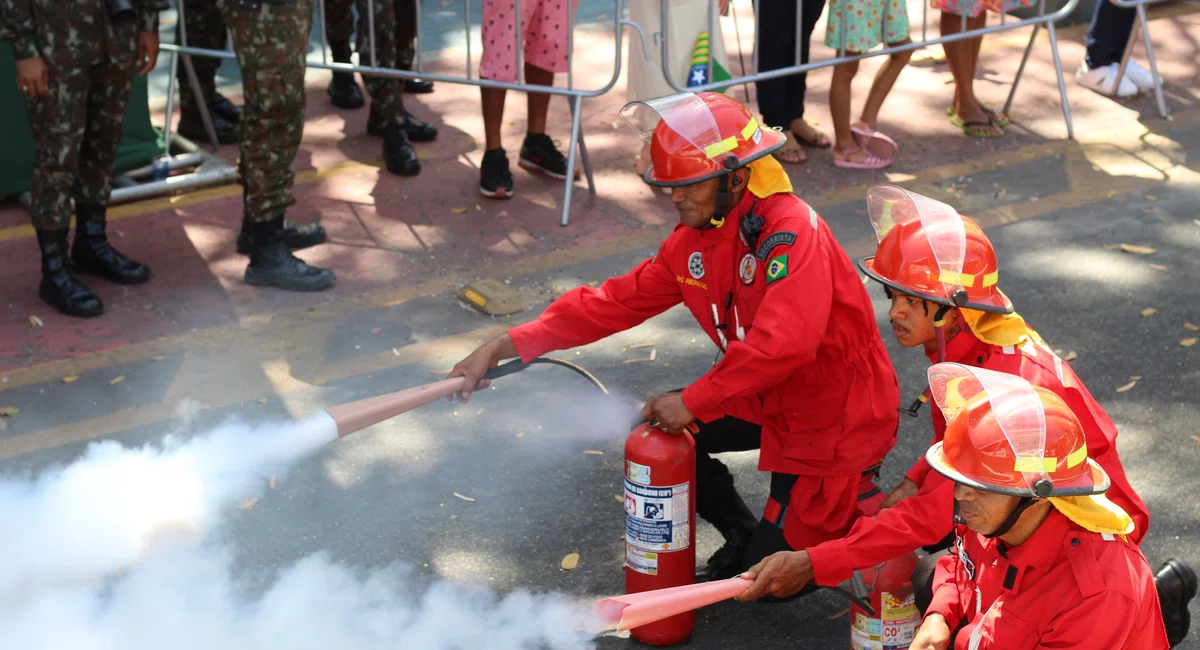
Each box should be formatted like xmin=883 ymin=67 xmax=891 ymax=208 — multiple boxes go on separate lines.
xmin=625 ymin=545 xmax=659 ymax=575
xmin=850 ymin=612 xmax=882 ymax=650
xmin=623 ymin=479 xmax=690 ymax=552
xmin=881 ymin=592 xmax=920 ymax=649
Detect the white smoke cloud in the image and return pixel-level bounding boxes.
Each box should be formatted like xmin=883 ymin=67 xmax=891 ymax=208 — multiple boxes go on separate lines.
xmin=0 ymin=411 xmax=599 ymax=650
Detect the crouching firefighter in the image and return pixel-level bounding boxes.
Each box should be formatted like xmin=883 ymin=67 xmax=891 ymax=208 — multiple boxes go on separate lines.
xmin=910 ymin=363 xmax=1169 ymax=649
xmin=448 ymin=91 xmax=901 ymax=584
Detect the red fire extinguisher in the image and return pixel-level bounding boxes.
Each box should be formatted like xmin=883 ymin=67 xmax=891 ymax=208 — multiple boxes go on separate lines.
xmin=849 ymin=551 xmax=921 ymax=650
xmin=622 ymin=422 xmax=697 ymax=646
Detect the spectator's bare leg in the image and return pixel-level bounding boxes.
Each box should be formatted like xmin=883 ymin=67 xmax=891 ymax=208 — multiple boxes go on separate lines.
xmin=830 ymin=60 xmax=870 ymax=164
xmin=940 ymin=12 xmax=1000 ymax=136
xmin=482 ymin=87 xmax=507 ymax=150
xmin=525 ymin=63 xmax=553 ymax=135
xmin=859 ymin=41 xmax=913 ymax=128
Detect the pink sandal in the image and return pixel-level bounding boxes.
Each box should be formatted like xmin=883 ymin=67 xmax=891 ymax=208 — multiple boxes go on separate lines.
xmin=833 ymin=145 xmax=892 ymax=170
xmin=851 ymin=122 xmax=899 ymax=160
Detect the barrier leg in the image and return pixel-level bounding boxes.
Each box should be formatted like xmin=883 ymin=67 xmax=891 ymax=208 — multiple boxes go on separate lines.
xmin=1137 ymin=3 xmax=1169 ymax=118
xmin=1003 ymin=24 xmax=1039 ymax=117
xmin=181 ymin=55 xmax=220 ymax=152
xmin=560 ymin=94 xmax=585 ymax=227
xmin=1046 ymin=21 xmax=1075 ymax=139
xmin=568 ymin=95 xmax=596 ymax=196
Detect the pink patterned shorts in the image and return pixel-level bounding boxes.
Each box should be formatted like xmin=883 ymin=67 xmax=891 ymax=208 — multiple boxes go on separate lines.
xmin=480 ymin=0 xmax=581 ymax=82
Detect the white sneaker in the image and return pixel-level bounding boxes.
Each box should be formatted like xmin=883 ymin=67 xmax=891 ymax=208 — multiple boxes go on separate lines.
xmin=1123 ymin=59 xmax=1160 ymax=91
xmin=1076 ymin=62 xmax=1139 ymax=98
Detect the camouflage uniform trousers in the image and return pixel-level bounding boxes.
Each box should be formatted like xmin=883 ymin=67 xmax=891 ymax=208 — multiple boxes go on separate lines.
xmin=216 ymin=0 xmax=311 ymax=223
xmin=176 ymin=0 xmax=228 ymax=112
xmin=325 ymin=0 xmax=417 ymax=126
xmin=23 ymin=0 xmax=140 ymax=231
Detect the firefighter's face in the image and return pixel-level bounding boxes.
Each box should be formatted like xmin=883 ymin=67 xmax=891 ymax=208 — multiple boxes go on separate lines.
xmin=953 ymin=484 xmax=1022 ymax=536
xmin=885 ymin=287 xmax=951 ymax=348
xmin=671 ymin=169 xmax=750 ymax=229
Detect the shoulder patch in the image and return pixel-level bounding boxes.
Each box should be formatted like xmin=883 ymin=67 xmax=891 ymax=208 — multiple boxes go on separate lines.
xmin=766 ymin=255 xmax=788 ymax=284
xmin=755 ymin=231 xmax=797 ymax=262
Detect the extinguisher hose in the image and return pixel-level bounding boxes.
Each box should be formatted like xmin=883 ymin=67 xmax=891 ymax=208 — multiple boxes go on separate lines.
xmin=482 ymin=357 xmax=610 ymax=395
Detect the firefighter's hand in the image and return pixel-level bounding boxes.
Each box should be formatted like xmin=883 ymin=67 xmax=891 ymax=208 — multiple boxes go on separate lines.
xmin=881 ymin=477 xmax=920 ymax=509
xmin=136 ymin=32 xmax=159 ymax=75
xmin=641 ymin=392 xmax=694 ymax=434
xmin=16 ymin=57 xmax=49 ymax=100
xmin=735 ymin=551 xmax=814 ymax=601
xmin=911 ymin=613 xmax=951 ymax=650
xmin=447 ymin=334 xmax=519 ymax=403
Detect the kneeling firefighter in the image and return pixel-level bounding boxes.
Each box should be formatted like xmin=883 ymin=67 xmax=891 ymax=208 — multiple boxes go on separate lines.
xmin=448 ymin=91 xmax=901 ymax=583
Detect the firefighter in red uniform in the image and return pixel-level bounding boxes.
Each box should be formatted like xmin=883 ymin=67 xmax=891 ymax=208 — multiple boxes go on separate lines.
xmin=449 ymin=92 xmax=901 ymax=582
xmin=910 ymin=363 xmax=1168 ymax=650
xmin=736 ymin=187 xmax=1196 ymax=645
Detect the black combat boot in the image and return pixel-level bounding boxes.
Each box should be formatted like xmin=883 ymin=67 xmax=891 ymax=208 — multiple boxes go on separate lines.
xmin=366 ymin=104 xmax=438 ymax=143
xmin=243 ymin=216 xmax=336 ymax=291
xmin=37 ymin=229 xmax=103 ymax=318
xmin=210 ymin=92 xmax=242 ymax=124
xmin=1156 ymin=559 xmax=1196 ymax=647
xmin=696 ymin=526 xmax=755 ymax=582
xmin=71 ymin=203 xmax=150 ymax=284
xmin=383 ymin=123 xmax=420 ymax=176
xmin=177 ymin=106 xmax=241 ymax=145
xmin=236 ymin=217 xmax=327 ymax=256
xmin=327 ymin=40 xmax=365 ymax=109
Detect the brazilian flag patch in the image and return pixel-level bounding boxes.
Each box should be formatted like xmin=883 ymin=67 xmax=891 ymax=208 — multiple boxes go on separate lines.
xmin=766 ymin=255 xmax=788 ymax=284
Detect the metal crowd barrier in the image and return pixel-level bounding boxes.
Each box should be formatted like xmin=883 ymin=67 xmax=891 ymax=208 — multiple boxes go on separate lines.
xmin=154 ymin=0 xmax=651 ymax=226
xmin=667 ymin=0 xmax=1085 ymax=139
xmin=1108 ymin=0 xmax=1169 ymax=118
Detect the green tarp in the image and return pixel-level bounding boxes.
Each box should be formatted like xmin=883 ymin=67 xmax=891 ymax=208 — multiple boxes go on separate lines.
xmin=1 ymin=44 xmax=164 ymax=197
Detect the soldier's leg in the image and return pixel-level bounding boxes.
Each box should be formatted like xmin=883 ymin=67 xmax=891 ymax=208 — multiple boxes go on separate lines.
xmin=71 ymin=20 xmax=151 ymax=286
xmin=326 ymin=0 xmax=365 ymax=108
xmin=393 ymin=0 xmax=432 ymax=93
xmin=176 ymin=0 xmax=241 ymax=142
xmin=692 ymin=415 xmax=763 ymax=581
xmin=220 ymin=0 xmax=334 ymax=291
xmin=27 ymin=30 xmax=103 ymax=316
xmin=356 ymin=0 xmax=420 ymax=176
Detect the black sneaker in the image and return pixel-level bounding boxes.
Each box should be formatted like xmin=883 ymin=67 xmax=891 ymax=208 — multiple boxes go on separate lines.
xmin=518 ymin=133 xmax=579 ymax=180
xmin=480 ymin=148 xmax=514 ymax=199
xmin=1156 ymin=559 xmax=1197 ymax=647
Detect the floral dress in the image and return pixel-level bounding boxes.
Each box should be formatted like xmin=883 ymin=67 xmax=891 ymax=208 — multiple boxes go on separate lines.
xmin=825 ymin=0 xmax=911 ymax=54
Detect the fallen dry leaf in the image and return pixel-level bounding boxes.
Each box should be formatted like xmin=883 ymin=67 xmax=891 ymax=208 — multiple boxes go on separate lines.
xmin=152 ymin=356 xmax=169 ymax=361
xmin=257 ymin=398 xmax=268 ymax=404
xmin=393 ymin=348 xmax=402 ymax=356
xmin=1141 ymin=308 xmax=1158 ymax=317
xmin=474 ymin=204 xmax=482 ymax=212
xmin=561 ymin=552 xmax=580 ymax=571
xmin=1191 ymin=436 xmax=1200 ymax=445
xmin=1062 ymin=351 xmax=1078 ymax=362
xmin=629 ymin=343 xmax=655 ymax=349
xmin=516 ymin=432 xmax=525 ymax=438
xmin=583 ymin=450 xmax=604 ymax=455
xmin=1130 ymin=375 xmax=1142 ymax=380
xmin=108 ymin=376 xmax=125 ymax=385
xmin=29 ymin=315 xmax=44 ymax=327
xmin=1116 ymin=380 xmax=1138 ymax=393
xmin=623 ymin=357 xmax=654 ymax=364
xmin=62 ymin=376 xmax=79 ymax=383
xmin=1181 ymin=338 xmax=1198 ymax=348
xmin=239 ymin=498 xmax=258 ymax=510
xmin=269 ymin=476 xmax=276 ymax=490
xmin=997 ymin=187 xmax=1007 ymax=198
xmin=450 ymin=208 xmax=468 ymax=214
xmin=1144 ymin=195 xmax=1158 ymax=201
xmin=828 ymin=609 xmax=850 ymax=620
xmin=649 ymin=349 xmax=658 ymax=361
xmin=0 ymin=407 xmax=18 ymax=417
xmin=614 ymin=494 xmax=623 ymax=503
xmin=1184 ymin=323 xmax=1200 ymax=332
xmin=370 ymin=327 xmax=382 ymax=335
xmin=1149 ymin=264 xmax=1169 ymax=271
xmin=1119 ymin=243 xmax=1157 ymax=255
xmin=453 ymin=492 xmax=476 ymax=502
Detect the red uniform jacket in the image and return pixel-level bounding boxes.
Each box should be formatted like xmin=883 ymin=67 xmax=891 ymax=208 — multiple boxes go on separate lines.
xmin=927 ymin=510 xmax=1168 ymax=649
xmin=807 ymin=327 xmax=1150 ymax=586
xmin=508 ymin=191 xmax=899 ymax=476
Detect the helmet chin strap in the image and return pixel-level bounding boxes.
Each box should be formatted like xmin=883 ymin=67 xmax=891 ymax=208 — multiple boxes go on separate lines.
xmin=984 ymin=497 xmax=1038 ymax=539
xmin=706 ymin=157 xmax=744 ymax=229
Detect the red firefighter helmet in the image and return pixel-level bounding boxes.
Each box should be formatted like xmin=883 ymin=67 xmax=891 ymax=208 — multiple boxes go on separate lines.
xmin=924 ymin=363 xmax=1110 ymax=498
xmin=857 ymin=186 xmax=1013 ymax=314
xmin=621 ymin=92 xmax=785 ymax=187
